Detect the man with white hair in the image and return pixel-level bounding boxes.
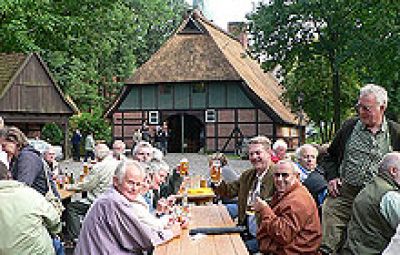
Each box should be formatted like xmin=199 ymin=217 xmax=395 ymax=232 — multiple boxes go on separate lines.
xmin=132 ymin=141 xmax=153 ymax=163
xmin=342 ymin=152 xmax=400 ymax=254
xmin=320 ymin=84 xmax=400 ymax=254
xmin=271 ymin=139 xmax=288 ymax=163
xmin=65 ymin=143 xmax=118 ymax=244
xmin=254 ymin=160 xmax=321 ymax=254
xmin=112 ymin=140 xmax=127 ymax=161
xmin=43 ymin=145 xmax=61 ymax=176
xmin=296 ymin=144 xmax=327 ymax=209
xmin=75 ymin=160 xmax=181 ymax=254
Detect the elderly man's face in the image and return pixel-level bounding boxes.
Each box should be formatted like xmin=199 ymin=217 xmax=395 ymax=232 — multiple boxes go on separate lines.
xmin=141 ymin=175 xmax=151 ymax=194
xmin=113 ymin=143 xmax=124 ymax=155
xmin=273 ymin=162 xmax=299 ymax=195
xmin=299 ymin=147 xmax=317 ymax=171
xmin=249 ymin=143 xmax=272 ymax=173
xmin=114 ymin=165 xmax=144 ymax=202
xmin=134 ymin=146 xmax=152 ymax=162
xmin=357 ymin=94 xmax=385 ymax=128
xmin=44 ymin=148 xmax=56 ymax=163
xmin=274 ymin=146 xmax=287 ymax=159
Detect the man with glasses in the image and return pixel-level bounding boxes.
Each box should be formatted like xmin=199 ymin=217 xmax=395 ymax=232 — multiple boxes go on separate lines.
xmin=320 ymin=84 xmax=400 ymax=254
xmin=254 ymin=160 xmax=321 ymax=254
xmin=212 ymin=136 xmax=275 ymax=254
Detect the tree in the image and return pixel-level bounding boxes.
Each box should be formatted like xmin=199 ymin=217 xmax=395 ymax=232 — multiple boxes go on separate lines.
xmin=0 ymin=0 xmax=187 ymax=113
xmin=247 ymin=1 xmax=398 ymax=141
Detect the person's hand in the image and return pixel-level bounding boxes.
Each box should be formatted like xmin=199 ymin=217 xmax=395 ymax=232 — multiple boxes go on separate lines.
xmin=156 ymin=198 xmax=167 ymax=214
xmin=328 ymin=178 xmax=342 ymax=197
xmin=167 ymin=195 xmax=176 ymax=206
xmin=170 ymin=222 xmax=182 ymax=238
xmin=180 ymin=217 xmax=190 ymax=229
xmin=253 ymin=197 xmax=269 ymax=212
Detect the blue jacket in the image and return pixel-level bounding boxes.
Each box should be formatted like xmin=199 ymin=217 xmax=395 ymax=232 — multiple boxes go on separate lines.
xmin=11 ymin=145 xmax=47 ymax=195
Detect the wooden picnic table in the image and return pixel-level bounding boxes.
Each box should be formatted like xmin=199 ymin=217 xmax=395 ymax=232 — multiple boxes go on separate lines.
xmin=154 ymin=205 xmax=249 ymax=255
xmin=174 ymin=192 xmax=216 ymax=205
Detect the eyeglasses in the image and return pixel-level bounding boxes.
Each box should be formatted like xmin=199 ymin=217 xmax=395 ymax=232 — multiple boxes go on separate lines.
xmin=355 ymin=103 xmax=378 ymax=113
xmin=273 ymin=172 xmax=291 ymax=178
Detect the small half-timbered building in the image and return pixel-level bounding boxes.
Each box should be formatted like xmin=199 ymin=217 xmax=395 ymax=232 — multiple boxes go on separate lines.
xmin=106 ymin=11 xmax=303 ymax=153
xmin=0 ymin=53 xmax=78 ymax=155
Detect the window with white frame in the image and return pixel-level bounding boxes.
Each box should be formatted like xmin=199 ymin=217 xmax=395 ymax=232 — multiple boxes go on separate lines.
xmin=149 ymin=111 xmax=159 ymax=124
xmin=205 ymin=109 xmax=216 ymax=123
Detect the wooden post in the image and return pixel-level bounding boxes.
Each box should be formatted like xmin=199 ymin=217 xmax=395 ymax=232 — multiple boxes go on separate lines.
xmin=63 ymin=120 xmax=69 ymax=159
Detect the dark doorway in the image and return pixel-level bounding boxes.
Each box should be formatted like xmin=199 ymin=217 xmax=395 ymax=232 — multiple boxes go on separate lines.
xmin=167 ymin=114 xmax=204 ymax=153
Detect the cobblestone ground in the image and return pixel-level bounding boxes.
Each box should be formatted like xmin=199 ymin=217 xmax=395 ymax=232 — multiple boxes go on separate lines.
xmin=59 ymin=153 xmax=252 ymax=176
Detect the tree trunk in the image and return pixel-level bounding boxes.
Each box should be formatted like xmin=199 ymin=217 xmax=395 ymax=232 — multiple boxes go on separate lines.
xmin=330 ymin=51 xmax=341 ymax=132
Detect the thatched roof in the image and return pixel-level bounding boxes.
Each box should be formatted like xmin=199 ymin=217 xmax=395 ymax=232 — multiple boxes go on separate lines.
xmin=117 ymin=10 xmax=299 ymax=124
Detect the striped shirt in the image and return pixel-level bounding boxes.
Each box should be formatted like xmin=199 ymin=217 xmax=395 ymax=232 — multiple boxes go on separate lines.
xmin=340 ymin=119 xmax=392 ymax=187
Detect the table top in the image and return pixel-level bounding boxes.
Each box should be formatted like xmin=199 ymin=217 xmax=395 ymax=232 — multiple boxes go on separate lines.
xmin=58 ymin=188 xmax=76 ymax=200
xmin=154 ymin=205 xmax=249 ymax=255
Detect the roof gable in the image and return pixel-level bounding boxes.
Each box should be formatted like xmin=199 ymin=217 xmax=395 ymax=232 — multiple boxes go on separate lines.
xmin=0 ymin=53 xmax=78 ymax=114
xmin=179 ymin=17 xmax=205 ymax=34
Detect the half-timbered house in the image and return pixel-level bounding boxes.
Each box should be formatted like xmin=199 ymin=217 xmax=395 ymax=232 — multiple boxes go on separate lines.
xmin=106 ymin=11 xmax=303 ymax=153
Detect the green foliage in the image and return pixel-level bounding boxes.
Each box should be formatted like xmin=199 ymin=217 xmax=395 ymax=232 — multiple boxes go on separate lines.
xmin=247 ymin=1 xmax=400 ymax=141
xmin=69 ymin=113 xmax=111 ymax=143
xmin=0 ymin=0 xmax=187 ymax=113
xmin=41 ymin=123 xmax=63 ymax=145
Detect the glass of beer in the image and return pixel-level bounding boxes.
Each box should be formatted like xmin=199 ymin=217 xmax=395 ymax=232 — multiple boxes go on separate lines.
xmin=200 ymin=176 xmax=207 ymax=188
xmin=179 ymin=158 xmax=189 ymax=176
xmin=210 ymin=160 xmax=221 ymax=184
xmin=246 ymin=190 xmax=259 ymax=215
xmin=83 ymin=163 xmax=89 ymax=175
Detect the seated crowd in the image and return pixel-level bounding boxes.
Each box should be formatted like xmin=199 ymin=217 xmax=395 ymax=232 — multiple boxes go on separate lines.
xmin=1 ymin=84 xmax=400 ymax=255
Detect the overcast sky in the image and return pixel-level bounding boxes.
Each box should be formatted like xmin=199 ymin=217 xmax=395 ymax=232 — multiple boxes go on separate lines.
xmin=184 ymin=0 xmax=263 ymax=30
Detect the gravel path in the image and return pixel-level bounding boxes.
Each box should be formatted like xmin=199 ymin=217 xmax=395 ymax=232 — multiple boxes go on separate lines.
xmin=59 ymin=153 xmax=252 ymax=176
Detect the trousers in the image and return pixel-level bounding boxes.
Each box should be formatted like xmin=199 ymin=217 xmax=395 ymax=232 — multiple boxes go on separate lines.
xmin=321 ymin=183 xmax=361 ymax=254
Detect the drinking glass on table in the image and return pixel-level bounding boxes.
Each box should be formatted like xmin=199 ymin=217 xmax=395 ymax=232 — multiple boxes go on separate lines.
xmin=246 ymin=189 xmax=260 ymax=215
xmin=179 ymin=158 xmax=189 ymax=176
xmin=210 ymin=160 xmax=221 ymax=184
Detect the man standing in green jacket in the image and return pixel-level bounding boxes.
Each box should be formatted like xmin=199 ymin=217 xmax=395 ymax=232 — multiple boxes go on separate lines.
xmin=342 ymin=152 xmax=400 ymax=254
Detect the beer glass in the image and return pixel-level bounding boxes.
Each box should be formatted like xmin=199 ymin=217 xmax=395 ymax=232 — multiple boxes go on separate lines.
xmin=83 ymin=163 xmax=89 ymax=175
xmin=179 ymin=158 xmax=189 ymax=176
xmin=210 ymin=160 xmax=221 ymax=184
xmin=246 ymin=190 xmax=260 ymax=215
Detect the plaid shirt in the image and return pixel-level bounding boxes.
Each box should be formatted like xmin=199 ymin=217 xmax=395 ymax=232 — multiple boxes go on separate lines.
xmin=340 ymin=119 xmax=392 ymax=187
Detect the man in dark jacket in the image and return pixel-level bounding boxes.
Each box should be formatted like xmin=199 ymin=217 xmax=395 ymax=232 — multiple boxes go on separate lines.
xmin=320 ymin=84 xmax=400 ymax=254
xmin=342 ymin=152 xmax=400 ymax=254
xmin=213 ymin=136 xmax=275 ymax=254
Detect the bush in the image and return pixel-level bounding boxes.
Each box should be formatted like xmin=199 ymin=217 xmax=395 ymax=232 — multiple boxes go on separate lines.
xmin=69 ymin=112 xmax=111 ymax=144
xmin=41 ymin=123 xmax=63 ymax=145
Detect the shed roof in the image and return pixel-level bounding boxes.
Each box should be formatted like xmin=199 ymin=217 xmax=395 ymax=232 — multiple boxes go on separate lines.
xmin=0 ymin=52 xmax=79 ymax=114
xmin=113 ymin=10 xmax=299 ymax=124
